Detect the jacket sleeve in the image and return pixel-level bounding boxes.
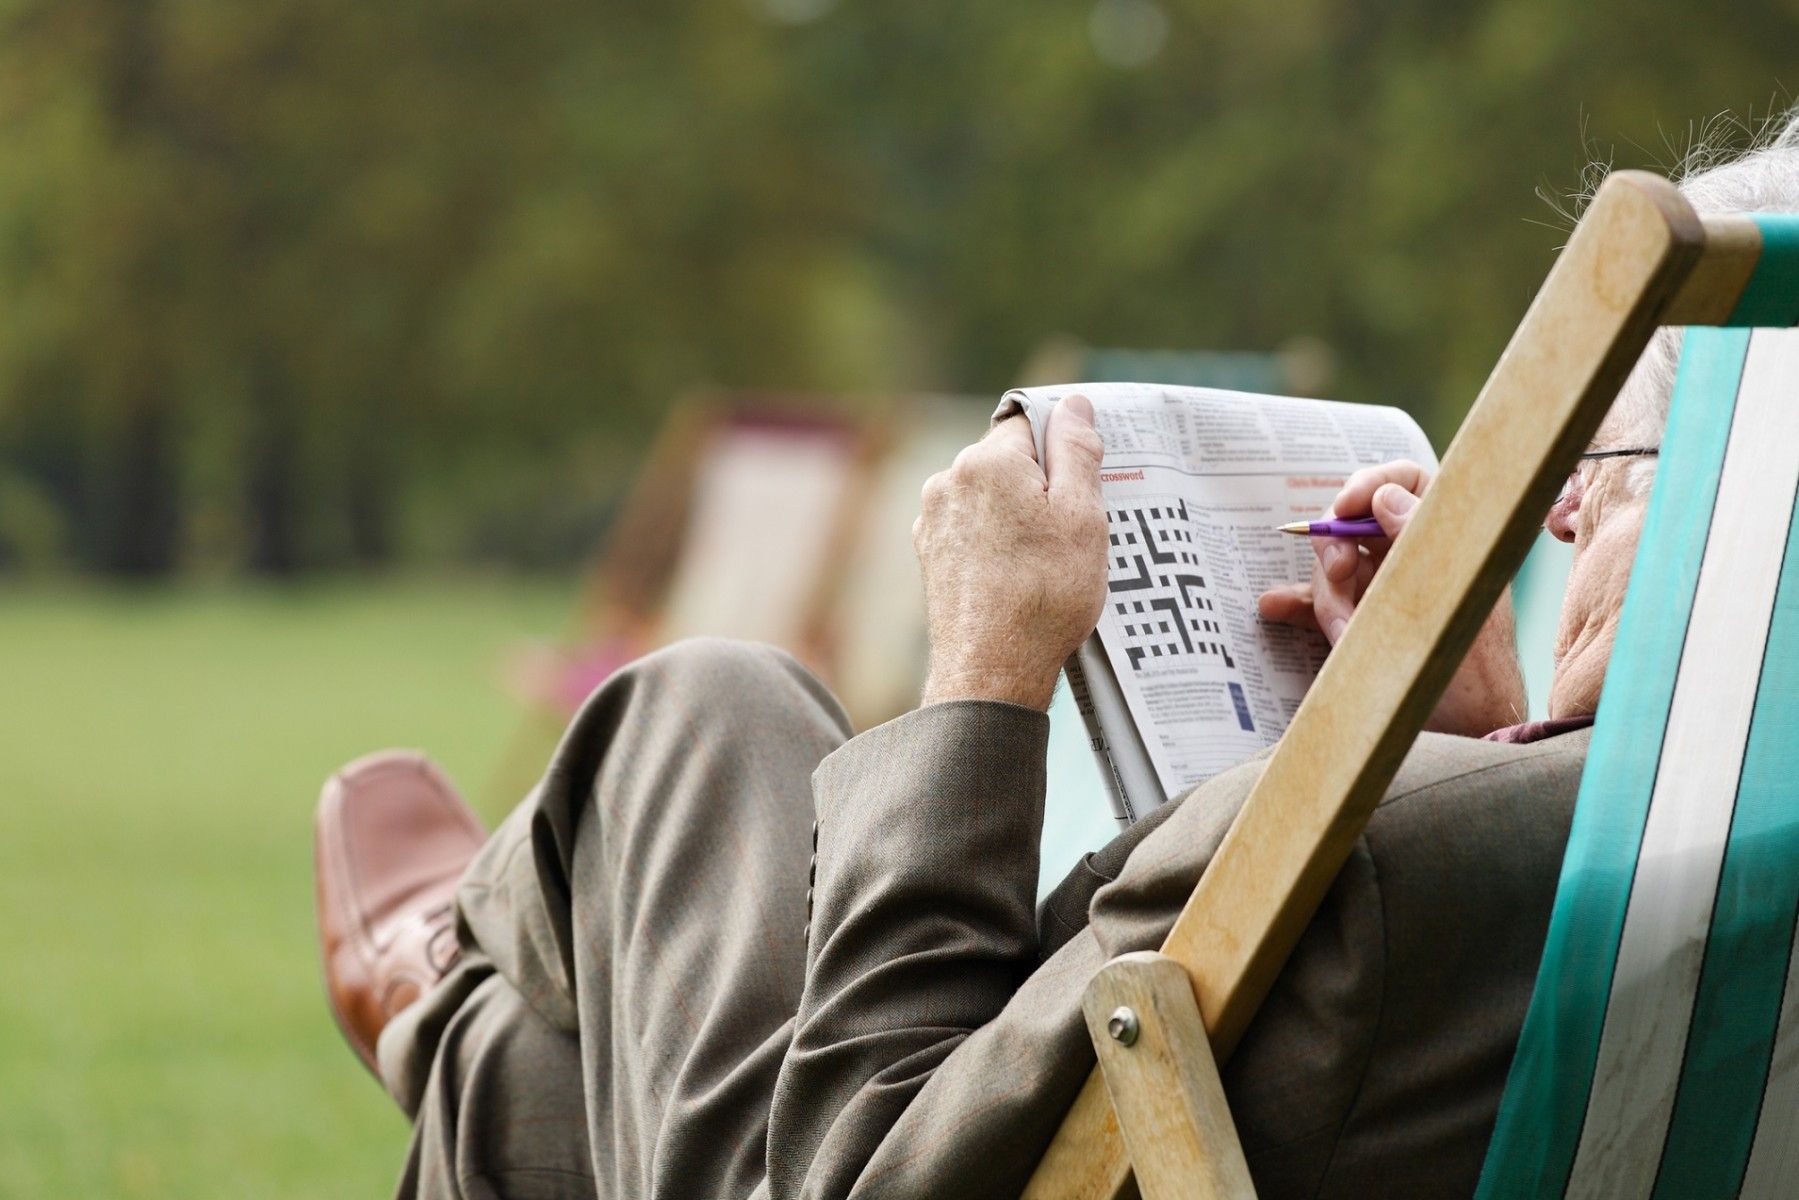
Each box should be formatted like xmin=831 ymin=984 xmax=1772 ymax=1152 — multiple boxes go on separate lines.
xmin=763 ymin=699 xmax=1052 ymax=1199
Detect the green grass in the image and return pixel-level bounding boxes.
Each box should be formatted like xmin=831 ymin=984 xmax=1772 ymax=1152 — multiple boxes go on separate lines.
xmin=0 ymin=578 xmax=574 ymax=1198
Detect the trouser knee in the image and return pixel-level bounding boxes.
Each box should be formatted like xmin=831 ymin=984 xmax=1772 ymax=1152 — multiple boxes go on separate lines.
xmin=601 ymin=637 xmax=852 ymax=747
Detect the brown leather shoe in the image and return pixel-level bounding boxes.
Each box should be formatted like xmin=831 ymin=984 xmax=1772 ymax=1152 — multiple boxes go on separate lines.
xmin=315 ymin=750 xmax=485 ymax=1076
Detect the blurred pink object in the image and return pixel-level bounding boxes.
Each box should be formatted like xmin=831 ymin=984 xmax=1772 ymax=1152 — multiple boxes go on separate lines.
xmin=504 ymin=634 xmax=645 ymax=715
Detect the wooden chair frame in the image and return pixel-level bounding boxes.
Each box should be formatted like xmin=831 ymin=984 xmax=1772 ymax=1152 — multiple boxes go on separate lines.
xmin=1024 ymin=173 xmax=1768 ymax=1200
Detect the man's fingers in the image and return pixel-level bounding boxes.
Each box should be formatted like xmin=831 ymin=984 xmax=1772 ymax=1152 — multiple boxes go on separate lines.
xmin=1316 ymin=536 xmax=1357 ymax=582
xmin=1257 ymin=583 xmax=1320 ymax=632
xmin=1313 ymin=557 xmax=1358 ymax=643
xmin=1371 ymin=482 xmax=1417 ymax=538
xmin=986 ymin=413 xmax=1039 ymax=463
xmin=1045 ymin=393 xmax=1104 ymax=498
xmin=1333 ymin=459 xmax=1430 ymax=521
xmin=1294 ymin=463 xmax=1428 ymax=648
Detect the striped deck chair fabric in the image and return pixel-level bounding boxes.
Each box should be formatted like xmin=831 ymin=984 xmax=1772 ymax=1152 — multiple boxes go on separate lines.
xmin=1478 ymin=216 xmax=1799 ymax=1198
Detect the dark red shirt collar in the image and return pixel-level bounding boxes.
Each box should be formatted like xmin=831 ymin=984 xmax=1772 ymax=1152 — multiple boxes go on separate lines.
xmin=1482 ymin=714 xmax=1596 ymax=745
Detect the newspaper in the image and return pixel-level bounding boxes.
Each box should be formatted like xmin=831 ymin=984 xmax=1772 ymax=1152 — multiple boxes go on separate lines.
xmin=995 ymin=383 xmax=1438 ymax=824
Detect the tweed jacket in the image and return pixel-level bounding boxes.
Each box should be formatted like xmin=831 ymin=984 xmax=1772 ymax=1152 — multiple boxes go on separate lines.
xmin=764 ymin=702 xmax=1589 ymax=1199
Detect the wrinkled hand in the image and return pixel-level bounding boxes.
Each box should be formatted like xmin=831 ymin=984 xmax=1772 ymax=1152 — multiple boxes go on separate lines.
xmin=915 ymin=395 xmax=1109 ymax=711
xmin=1256 ymin=460 xmax=1527 ymax=737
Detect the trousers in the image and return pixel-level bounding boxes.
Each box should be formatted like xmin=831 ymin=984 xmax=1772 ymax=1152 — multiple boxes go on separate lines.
xmin=379 ymin=640 xmax=844 ymax=1198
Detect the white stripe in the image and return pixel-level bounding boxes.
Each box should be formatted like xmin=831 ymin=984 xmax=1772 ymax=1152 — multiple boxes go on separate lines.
xmin=1567 ymin=329 xmax=1799 ymax=1199
xmin=1733 ymin=331 xmax=1799 ymax=1199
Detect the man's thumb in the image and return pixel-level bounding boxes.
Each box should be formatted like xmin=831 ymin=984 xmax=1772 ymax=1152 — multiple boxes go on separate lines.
xmin=1372 ymin=482 xmax=1418 ymax=538
xmin=1045 ymin=393 xmax=1102 ymax=493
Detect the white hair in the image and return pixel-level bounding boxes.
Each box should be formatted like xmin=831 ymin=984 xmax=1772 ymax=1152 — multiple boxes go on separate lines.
xmin=1591 ymin=110 xmax=1799 ymax=482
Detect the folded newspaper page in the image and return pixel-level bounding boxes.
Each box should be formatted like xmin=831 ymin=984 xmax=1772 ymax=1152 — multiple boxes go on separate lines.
xmin=994 ymin=383 xmax=1438 ymax=824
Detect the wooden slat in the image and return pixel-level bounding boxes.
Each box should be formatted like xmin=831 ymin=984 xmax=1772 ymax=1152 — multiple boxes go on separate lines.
xmin=1084 ymin=953 xmax=1257 ymax=1200
xmin=1664 ymin=215 xmax=1762 ymax=325
xmin=1027 ymin=1070 xmax=1136 ymax=1200
xmin=1022 ymin=170 xmax=1714 ymax=1200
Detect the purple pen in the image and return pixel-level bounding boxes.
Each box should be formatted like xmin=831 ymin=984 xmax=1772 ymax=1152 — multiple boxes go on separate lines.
xmin=1275 ymin=517 xmax=1387 ymax=538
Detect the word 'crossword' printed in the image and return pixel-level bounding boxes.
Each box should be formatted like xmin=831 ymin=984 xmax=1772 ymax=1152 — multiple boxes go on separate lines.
xmin=1107 ymin=500 xmax=1234 ymax=671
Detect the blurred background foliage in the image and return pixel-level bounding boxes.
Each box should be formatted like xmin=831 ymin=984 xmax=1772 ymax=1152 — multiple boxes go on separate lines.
xmin=1 ymin=0 xmax=1794 ymax=580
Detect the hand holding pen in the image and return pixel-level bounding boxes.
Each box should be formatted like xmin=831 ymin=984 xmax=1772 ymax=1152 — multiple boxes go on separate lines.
xmin=1257 ymin=462 xmax=1429 ymax=644
xmin=1256 ymin=458 xmax=1528 ymax=739
xmin=1277 ymin=516 xmax=1388 ymax=538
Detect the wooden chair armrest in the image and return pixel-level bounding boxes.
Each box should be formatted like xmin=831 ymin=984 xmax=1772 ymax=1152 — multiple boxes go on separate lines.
xmin=1083 ymin=952 xmax=1257 ymax=1200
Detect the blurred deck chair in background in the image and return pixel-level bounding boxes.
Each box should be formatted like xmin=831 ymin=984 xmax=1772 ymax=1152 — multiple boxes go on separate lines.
xmin=1019 ymin=176 xmax=1799 ymax=1199
xmin=496 ymin=391 xmax=1004 ymax=801
xmin=505 ymin=399 xmax=713 ymax=715
xmin=654 ymin=403 xmax=871 ymax=661
xmin=494 ymin=397 xmax=873 ymax=799
xmin=800 ymin=395 xmax=991 ymax=727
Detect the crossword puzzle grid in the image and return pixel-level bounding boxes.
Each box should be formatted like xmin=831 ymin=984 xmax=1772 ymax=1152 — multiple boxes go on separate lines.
xmin=1106 ymin=500 xmax=1235 ymax=671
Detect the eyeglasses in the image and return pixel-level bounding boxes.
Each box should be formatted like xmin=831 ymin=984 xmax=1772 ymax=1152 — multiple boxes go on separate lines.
xmin=1557 ymin=447 xmax=1660 ymax=503
xmin=1578 ymin=447 xmax=1660 ymax=462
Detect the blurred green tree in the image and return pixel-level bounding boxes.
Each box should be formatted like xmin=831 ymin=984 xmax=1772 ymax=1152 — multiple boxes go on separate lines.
xmin=0 ymin=0 xmax=1792 ymax=575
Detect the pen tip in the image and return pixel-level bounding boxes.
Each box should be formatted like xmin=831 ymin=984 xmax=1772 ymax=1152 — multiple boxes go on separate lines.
xmin=1276 ymin=521 xmax=1310 ymax=534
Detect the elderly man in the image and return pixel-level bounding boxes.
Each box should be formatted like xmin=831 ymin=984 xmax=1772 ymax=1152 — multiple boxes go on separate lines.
xmin=315 ymin=138 xmax=1794 ymax=1199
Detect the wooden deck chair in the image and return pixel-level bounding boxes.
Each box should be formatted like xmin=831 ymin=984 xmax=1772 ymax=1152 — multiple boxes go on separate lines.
xmin=490 ymin=397 xmax=876 ymax=803
xmin=799 ymin=396 xmax=993 ymax=728
xmin=1478 ymin=293 xmax=1799 ymax=1187
xmin=1020 ymin=173 xmax=1799 ymax=1199
xmin=529 ymin=396 xmax=877 ymax=705
xmin=655 ymin=402 xmax=874 ymax=664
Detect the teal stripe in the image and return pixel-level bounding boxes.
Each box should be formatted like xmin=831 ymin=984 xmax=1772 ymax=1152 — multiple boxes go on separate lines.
xmin=1725 ymin=216 xmax=1799 ymax=327
xmin=1651 ymin=429 xmax=1799 ymax=1197
xmin=1650 ymin=229 xmax=1799 ymax=1195
xmin=1476 ymin=327 xmax=1750 ymax=1199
